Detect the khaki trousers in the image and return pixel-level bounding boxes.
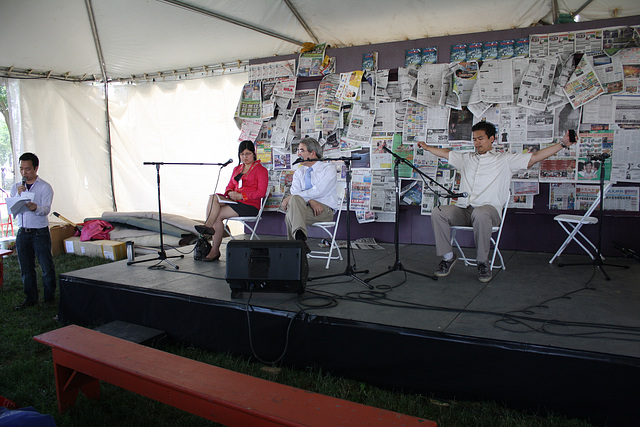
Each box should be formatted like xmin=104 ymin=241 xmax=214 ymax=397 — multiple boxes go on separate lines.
xmin=431 ymin=204 xmax=500 ymax=263
xmin=284 ymin=195 xmax=335 ymax=239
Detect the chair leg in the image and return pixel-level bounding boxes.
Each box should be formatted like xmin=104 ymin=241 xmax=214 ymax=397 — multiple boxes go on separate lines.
xmin=451 ymin=229 xmax=474 ymax=266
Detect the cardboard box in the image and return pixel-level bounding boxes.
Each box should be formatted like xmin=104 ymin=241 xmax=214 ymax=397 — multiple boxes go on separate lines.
xmin=50 ymin=224 xmax=77 ymax=256
xmin=64 ymin=236 xmax=126 ymax=261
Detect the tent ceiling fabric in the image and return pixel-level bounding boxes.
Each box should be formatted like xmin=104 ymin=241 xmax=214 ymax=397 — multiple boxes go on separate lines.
xmin=1 ymin=0 xmax=639 ymax=80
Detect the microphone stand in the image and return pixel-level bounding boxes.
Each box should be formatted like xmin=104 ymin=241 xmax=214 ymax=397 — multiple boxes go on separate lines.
xmin=128 ymin=161 xmax=231 ymax=270
xmin=558 ymin=153 xmax=629 ymax=280
xmin=366 ymin=146 xmax=460 ymax=283
xmin=305 ymin=156 xmax=372 ymax=289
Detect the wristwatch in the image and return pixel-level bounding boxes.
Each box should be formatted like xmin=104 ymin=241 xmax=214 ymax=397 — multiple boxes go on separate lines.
xmin=560 ymin=141 xmax=569 ymax=149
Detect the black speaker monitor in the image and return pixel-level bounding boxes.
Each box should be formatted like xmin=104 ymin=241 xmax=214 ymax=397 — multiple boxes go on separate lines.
xmin=226 ymin=240 xmax=308 ymax=297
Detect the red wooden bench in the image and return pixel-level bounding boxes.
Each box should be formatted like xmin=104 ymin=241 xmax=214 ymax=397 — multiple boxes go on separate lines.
xmin=34 ymin=325 xmax=436 ymax=426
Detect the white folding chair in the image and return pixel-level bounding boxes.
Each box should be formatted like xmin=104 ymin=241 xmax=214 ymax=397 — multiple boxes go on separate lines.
xmin=450 ymin=193 xmax=510 ymax=271
xmin=223 ymin=191 xmax=270 ymax=240
xmin=307 ymin=186 xmax=345 ymax=269
xmin=548 ymin=183 xmax=611 ymax=264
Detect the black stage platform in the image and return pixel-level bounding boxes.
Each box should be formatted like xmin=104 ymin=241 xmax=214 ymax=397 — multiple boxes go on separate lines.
xmin=58 ymin=238 xmax=640 ymax=426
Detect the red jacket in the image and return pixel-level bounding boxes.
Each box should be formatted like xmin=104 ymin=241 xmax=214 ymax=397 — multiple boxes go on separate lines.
xmin=224 ymin=160 xmax=269 ymax=210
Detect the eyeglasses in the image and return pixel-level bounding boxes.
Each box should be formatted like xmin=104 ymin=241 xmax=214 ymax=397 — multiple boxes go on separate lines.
xmin=297 ymin=147 xmax=308 ymax=153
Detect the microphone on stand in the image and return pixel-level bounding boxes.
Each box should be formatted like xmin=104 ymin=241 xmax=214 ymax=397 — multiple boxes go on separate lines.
xmin=221 ymin=158 xmax=233 ymax=167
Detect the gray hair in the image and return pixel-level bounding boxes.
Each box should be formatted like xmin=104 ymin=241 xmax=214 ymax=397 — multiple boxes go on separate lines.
xmin=300 ymin=137 xmax=323 ymax=159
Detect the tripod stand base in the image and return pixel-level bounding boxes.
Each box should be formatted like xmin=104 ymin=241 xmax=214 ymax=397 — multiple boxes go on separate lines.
xmin=558 ymin=258 xmax=629 ymax=281
xmin=365 ymin=261 xmax=437 ymax=283
xmin=127 ymin=251 xmax=184 ymax=270
xmin=309 ymin=264 xmax=372 ymax=289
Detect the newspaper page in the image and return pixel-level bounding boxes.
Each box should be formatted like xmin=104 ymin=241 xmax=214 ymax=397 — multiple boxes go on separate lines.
xmin=585 ymin=51 xmax=624 ymax=94
xmin=448 ymin=107 xmax=474 ymax=143
xmin=401 ymin=180 xmax=422 ymax=205
xmin=413 ymin=146 xmax=439 ymax=180
xmin=237 ymin=119 xmax=262 ymax=143
xmin=343 ymin=102 xmax=377 ymax=148
xmin=270 ymin=108 xmax=296 ymax=148
xmin=540 ymin=157 xmax=577 ymax=182
xmin=372 ymin=102 xmax=396 ymax=133
xmin=612 ymin=128 xmax=640 ymax=182
xmin=452 ymin=61 xmax=479 ymax=106
xmin=426 ymin=105 xmax=450 ymax=145
xmin=547 ymin=53 xmax=576 ymax=111
xmin=297 ymin=43 xmax=327 ymax=77
xmin=272 ymin=148 xmax=291 ymax=170
xmin=575 ymin=184 xmax=600 ymax=210
xmin=264 ymin=170 xmax=294 ymax=211
xmin=316 ymin=73 xmax=342 ymax=112
xmin=563 ymin=55 xmax=604 ymax=109
xmin=402 ymin=101 xmax=428 ymax=144
xmin=370 ymin=169 xmax=396 ymax=213
xmin=398 ymin=65 xmax=419 ymax=102
xmin=477 ymin=59 xmax=514 ymax=104
xmin=574 ymin=29 xmax=603 ymax=53
xmin=603 ymin=186 xmax=639 ymax=211
xmin=548 ymin=32 xmax=575 ymax=57
xmin=517 ymin=57 xmax=558 ymax=111
xmin=391 ymin=133 xmax=415 ymax=178
xmin=526 ymin=110 xmax=555 ymax=141
xmin=371 ymin=132 xmax=394 ymax=169
xmin=237 ymin=81 xmax=262 ymax=119
xmin=293 ymin=89 xmax=317 ymax=110
xmin=273 ymin=77 xmax=297 ymax=99
xmin=548 ymin=183 xmax=576 ymax=210
xmin=554 ymin=103 xmax=582 ymax=139
xmin=416 ymin=63 xmax=447 ymax=107
xmin=350 ymin=169 xmax=372 ymax=212
xmin=336 ymin=70 xmax=364 ymax=103
xmin=529 ymin=34 xmax=549 ymax=58
xmin=374 ymin=69 xmax=390 ymax=100
xmin=497 ymin=105 xmax=527 ymax=143
xmin=508 ymin=194 xmax=534 ymax=209
xmin=618 ymin=47 xmax=640 ymax=93
xmin=582 ymin=95 xmax=615 ymax=124
xmin=613 ymin=95 xmax=640 ymax=126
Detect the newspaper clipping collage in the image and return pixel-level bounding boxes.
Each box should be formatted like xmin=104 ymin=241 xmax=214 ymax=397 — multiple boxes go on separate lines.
xmin=236 ymin=26 xmax=640 ymax=223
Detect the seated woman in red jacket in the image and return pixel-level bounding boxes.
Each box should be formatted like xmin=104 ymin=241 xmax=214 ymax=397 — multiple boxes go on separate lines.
xmin=196 ymin=140 xmax=268 ymax=261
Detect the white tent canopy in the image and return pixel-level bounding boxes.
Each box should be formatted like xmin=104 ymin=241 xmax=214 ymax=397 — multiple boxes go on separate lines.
xmin=2 ymin=0 xmax=639 ymax=81
xmin=1 ymin=1 xmax=639 ymax=223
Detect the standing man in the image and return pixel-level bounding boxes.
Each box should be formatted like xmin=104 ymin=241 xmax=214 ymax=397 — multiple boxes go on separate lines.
xmin=11 ymin=152 xmax=56 ymax=310
xmin=418 ymin=121 xmax=575 ymax=282
xmin=281 ymin=137 xmax=338 ymax=251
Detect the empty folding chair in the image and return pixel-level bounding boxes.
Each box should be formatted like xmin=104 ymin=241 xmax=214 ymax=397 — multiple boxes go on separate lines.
xmin=548 ymin=183 xmax=612 ymax=264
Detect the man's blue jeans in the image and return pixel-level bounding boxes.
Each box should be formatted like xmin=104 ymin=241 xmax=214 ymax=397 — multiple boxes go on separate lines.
xmin=16 ymin=227 xmax=56 ymax=302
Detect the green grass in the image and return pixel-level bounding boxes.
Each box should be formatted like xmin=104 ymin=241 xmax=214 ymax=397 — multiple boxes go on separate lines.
xmin=0 ymin=253 xmax=594 ymax=426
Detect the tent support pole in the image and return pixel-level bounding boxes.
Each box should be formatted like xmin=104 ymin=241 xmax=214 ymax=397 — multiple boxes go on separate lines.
xmin=157 ymin=0 xmax=305 ymax=47
xmin=85 ymin=0 xmax=117 ymax=212
xmin=283 ymin=0 xmax=319 ymax=44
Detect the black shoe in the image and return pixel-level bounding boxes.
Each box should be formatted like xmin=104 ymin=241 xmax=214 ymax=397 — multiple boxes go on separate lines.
xmin=195 ymin=225 xmax=215 ymax=236
xmin=434 ymin=255 xmax=457 ymax=277
xmin=302 ymin=241 xmax=311 ymax=254
xmin=295 ymin=230 xmax=307 ymax=241
xmin=477 ymin=262 xmax=492 ymax=283
xmin=15 ymin=299 xmax=37 ymax=311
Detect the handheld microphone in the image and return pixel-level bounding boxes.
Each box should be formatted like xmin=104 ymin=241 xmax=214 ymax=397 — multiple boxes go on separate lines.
xmin=222 ymin=158 xmax=233 ymax=167
xmin=292 ymin=157 xmax=306 ymax=165
xmin=21 ymin=176 xmax=27 ymax=187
